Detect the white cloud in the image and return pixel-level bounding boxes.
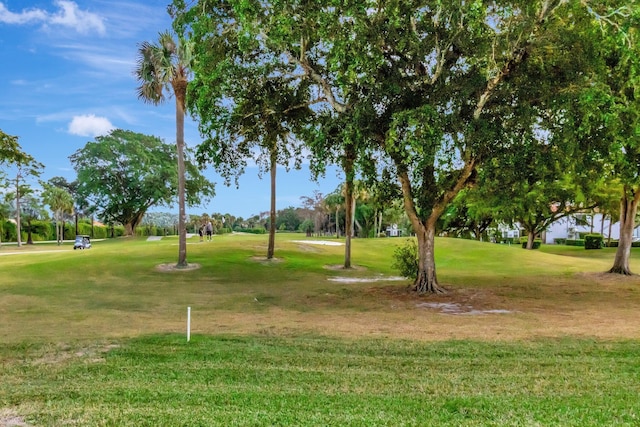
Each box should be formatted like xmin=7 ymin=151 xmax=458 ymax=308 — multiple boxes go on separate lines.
xmin=0 ymin=3 xmax=46 ymax=24
xmin=0 ymin=1 xmax=105 ymax=35
xmin=68 ymin=114 xmax=114 ymax=137
xmin=49 ymin=1 xmax=106 ymax=35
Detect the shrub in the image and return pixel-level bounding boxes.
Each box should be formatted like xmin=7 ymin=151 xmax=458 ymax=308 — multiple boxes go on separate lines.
xmin=299 ymin=220 xmax=314 ymax=236
xmin=584 ymin=234 xmax=603 ymax=250
xmin=604 ymin=240 xmax=619 ymax=247
xmin=521 ymin=239 xmax=542 ymax=249
xmin=92 ymin=225 xmax=108 ymax=239
xmin=21 ymin=220 xmax=49 ymax=241
xmin=391 ymin=239 xmax=418 ymax=280
xmin=2 ymin=220 xmax=15 ymax=241
xmin=240 ymin=228 xmax=266 ymax=235
xmin=554 ymin=238 xmax=566 ymax=245
xmin=566 ymin=239 xmax=585 ymax=247
xmin=77 ymin=222 xmax=94 ymax=236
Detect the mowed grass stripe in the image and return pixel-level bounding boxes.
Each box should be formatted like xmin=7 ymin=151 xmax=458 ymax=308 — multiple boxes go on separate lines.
xmin=1 ymin=335 xmax=639 ymax=426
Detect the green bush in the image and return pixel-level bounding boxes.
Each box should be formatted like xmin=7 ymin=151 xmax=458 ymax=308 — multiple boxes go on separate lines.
xmin=566 ymin=239 xmax=585 ymax=247
xmin=64 ymin=223 xmax=77 ymax=240
xmin=135 ymin=226 xmax=159 ymax=237
xmin=554 ymin=238 xmax=566 ymax=245
xmin=584 ymin=234 xmax=603 ymax=250
xmin=24 ymin=220 xmax=51 ymax=241
xmin=604 ymin=240 xmax=619 ymax=247
xmin=91 ymin=225 xmax=108 ymax=239
xmin=4 ymin=221 xmax=17 ymax=242
xmin=239 ymin=228 xmax=266 ymax=235
xmin=391 ymin=239 xmax=418 ymax=280
xmin=521 ymin=239 xmax=542 ymax=249
xmin=299 ymin=219 xmax=314 ymax=236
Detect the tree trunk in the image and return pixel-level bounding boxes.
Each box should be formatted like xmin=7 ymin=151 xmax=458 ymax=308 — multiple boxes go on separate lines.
xmin=26 ymin=220 xmax=33 ymax=245
xmin=267 ymin=149 xmax=277 ymax=260
xmin=609 ymin=190 xmax=640 ymax=275
xmin=396 ymin=157 xmax=475 ymax=294
xmin=526 ymin=231 xmax=535 ymax=250
xmin=343 ymin=149 xmax=355 ymax=268
xmin=175 ymin=93 xmax=188 ymax=268
xmin=344 ymin=181 xmax=353 ymax=269
xmin=413 ymin=220 xmax=445 ymax=294
xmin=15 ymin=177 xmax=21 ymax=247
xmin=57 ymin=211 xmax=62 ymax=245
xmin=335 ymin=206 xmax=339 ymax=238
xmin=351 ymin=194 xmax=356 ymax=237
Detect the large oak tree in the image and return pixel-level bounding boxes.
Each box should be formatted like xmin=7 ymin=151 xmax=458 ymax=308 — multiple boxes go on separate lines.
xmin=172 ymin=0 xmax=626 ymax=292
xmin=70 ymin=129 xmax=214 ymax=236
xmin=569 ymin=5 xmax=640 ymax=275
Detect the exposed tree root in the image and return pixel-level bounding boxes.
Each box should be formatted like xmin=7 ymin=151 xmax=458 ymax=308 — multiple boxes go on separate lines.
xmin=608 ymin=267 xmax=634 ymax=276
xmin=412 ymin=279 xmax=447 ymax=294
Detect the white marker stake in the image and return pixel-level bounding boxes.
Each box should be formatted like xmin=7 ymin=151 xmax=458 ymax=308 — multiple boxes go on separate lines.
xmin=187 ymin=306 xmax=191 ymax=342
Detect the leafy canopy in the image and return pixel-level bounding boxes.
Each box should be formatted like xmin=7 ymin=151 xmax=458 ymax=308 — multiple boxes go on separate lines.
xmin=69 ymin=129 xmax=214 ymax=233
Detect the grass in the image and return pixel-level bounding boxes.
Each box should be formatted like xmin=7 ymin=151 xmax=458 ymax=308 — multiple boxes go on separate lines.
xmin=1 ymin=234 xmax=640 ymax=425
xmin=2 ymin=335 xmax=640 ymax=426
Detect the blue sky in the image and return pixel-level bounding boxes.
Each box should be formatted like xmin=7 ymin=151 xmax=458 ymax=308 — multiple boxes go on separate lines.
xmin=0 ymin=0 xmax=343 ymax=219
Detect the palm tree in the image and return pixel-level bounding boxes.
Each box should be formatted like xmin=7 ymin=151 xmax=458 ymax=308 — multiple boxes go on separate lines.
xmin=42 ymin=185 xmax=74 ymax=245
xmin=135 ymin=31 xmax=192 ymax=268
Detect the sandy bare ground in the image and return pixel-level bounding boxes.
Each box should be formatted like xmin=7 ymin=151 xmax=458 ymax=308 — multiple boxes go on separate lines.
xmin=138 ymin=271 xmax=640 ymax=342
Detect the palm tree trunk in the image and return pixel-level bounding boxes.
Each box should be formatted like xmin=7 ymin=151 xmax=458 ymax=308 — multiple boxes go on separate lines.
xmin=267 ymin=148 xmax=277 ymax=260
xmin=343 ymin=149 xmax=355 ymax=268
xmin=57 ymin=211 xmax=62 ymax=245
xmin=15 ymin=176 xmax=22 ymax=247
xmin=175 ymin=94 xmax=188 ymax=268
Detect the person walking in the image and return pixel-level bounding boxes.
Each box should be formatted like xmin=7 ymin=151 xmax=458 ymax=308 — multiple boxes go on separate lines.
xmin=206 ymin=221 xmax=213 ymax=241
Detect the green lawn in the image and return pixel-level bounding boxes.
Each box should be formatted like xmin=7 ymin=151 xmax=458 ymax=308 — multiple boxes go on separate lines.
xmin=1 ymin=234 xmax=640 ymax=426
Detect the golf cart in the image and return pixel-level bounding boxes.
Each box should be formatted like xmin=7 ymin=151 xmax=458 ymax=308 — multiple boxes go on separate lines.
xmin=73 ymin=235 xmax=92 ymax=250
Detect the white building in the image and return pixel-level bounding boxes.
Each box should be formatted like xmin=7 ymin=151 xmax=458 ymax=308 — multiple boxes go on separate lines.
xmin=543 ymin=213 xmax=640 ymax=244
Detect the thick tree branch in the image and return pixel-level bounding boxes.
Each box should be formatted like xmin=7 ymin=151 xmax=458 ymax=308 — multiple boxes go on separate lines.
xmin=474 ymin=0 xmax=560 ymax=119
xmin=280 ymin=36 xmax=348 ymax=113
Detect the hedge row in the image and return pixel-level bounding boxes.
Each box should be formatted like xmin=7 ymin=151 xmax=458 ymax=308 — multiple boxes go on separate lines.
xmin=1 ymin=220 xmax=120 ymax=242
xmin=553 ymin=235 xmax=635 ymax=249
xmin=234 ymin=227 xmax=266 ymax=234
